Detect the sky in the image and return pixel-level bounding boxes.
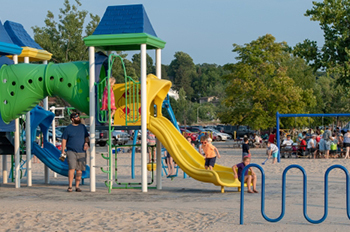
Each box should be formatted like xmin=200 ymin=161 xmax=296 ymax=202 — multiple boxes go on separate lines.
xmin=0 ymin=0 xmax=324 ymax=65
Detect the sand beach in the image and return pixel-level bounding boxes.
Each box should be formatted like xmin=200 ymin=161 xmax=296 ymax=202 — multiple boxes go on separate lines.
xmin=0 ymin=142 xmax=349 ymax=231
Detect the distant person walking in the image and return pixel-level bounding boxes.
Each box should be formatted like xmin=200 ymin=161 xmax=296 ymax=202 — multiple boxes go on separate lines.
xmin=268 ymin=130 xmax=276 ymax=144
xmin=343 ymin=129 xmax=350 ymax=159
xmin=322 ymin=126 xmax=333 ymax=159
xmin=242 ymin=137 xmax=251 ymax=159
xmin=60 ymin=112 xmax=89 ymax=192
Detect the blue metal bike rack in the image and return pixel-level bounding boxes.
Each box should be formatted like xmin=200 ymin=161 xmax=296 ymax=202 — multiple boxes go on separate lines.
xmin=240 ymin=163 xmax=350 ymax=224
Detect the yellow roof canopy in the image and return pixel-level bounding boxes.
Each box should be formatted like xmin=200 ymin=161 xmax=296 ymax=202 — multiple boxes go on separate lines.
xmin=7 ymin=47 xmax=52 ymax=62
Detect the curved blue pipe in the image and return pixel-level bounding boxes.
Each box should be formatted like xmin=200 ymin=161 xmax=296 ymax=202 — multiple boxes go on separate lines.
xmin=240 ymin=163 xmax=350 ymax=224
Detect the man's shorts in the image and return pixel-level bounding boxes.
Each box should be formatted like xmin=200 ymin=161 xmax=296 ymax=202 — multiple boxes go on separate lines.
xmin=319 ymin=139 xmax=325 ymax=151
xmin=67 ymin=151 xmax=86 ymax=171
xmin=205 ymin=157 xmax=216 ymax=167
xmin=321 ymin=140 xmax=331 ymax=151
xmin=272 ymin=151 xmax=278 ymax=158
xmin=147 ymin=145 xmax=156 ymax=153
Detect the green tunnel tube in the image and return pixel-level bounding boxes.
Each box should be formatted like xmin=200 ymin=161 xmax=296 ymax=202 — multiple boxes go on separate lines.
xmin=0 ymin=61 xmax=94 ymax=123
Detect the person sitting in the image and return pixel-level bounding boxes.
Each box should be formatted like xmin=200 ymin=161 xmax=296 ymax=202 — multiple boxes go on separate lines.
xmin=281 ymin=135 xmax=293 ymax=150
xmin=253 ymin=133 xmax=261 ymax=148
xmin=281 ymin=134 xmax=294 ymax=158
xmin=297 ymin=135 xmax=307 ymax=156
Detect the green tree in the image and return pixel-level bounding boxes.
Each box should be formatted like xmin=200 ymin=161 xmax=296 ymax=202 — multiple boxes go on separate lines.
xmin=168 ymin=52 xmax=196 ymax=98
xmin=220 ymin=34 xmax=316 ymax=130
xmin=32 ymin=0 xmax=100 ymax=63
xmin=131 ymin=53 xmax=155 ymax=77
xmin=191 ymin=63 xmax=228 ymax=102
xmin=171 ymin=88 xmax=196 ymax=125
xmin=294 ymin=0 xmax=350 ymax=92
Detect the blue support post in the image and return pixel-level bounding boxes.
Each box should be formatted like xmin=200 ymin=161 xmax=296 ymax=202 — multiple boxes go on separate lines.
xmin=131 ymin=130 xmax=138 ymax=179
xmin=276 ymin=111 xmax=280 ymax=163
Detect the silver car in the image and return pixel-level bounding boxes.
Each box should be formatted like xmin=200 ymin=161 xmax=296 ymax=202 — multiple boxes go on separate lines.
xmin=112 ymin=130 xmax=130 ymax=145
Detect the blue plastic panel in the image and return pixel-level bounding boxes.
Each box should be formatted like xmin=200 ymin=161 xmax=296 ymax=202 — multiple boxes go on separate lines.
xmin=4 ymin=21 xmax=42 ymax=49
xmin=93 ymin=4 xmax=158 ymax=37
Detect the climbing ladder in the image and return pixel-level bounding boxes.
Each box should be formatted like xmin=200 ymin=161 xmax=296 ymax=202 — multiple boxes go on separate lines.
xmin=97 ymin=54 xmax=142 ymax=192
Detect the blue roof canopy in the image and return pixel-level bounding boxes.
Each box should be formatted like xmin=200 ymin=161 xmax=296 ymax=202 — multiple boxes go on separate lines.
xmin=0 ymin=20 xmax=22 ymax=55
xmin=4 ymin=20 xmax=42 ymax=49
xmin=93 ymin=4 xmax=157 ymax=37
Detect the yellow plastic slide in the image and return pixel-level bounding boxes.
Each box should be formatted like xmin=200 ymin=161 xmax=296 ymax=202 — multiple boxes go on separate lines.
xmin=148 ymin=115 xmax=247 ymax=192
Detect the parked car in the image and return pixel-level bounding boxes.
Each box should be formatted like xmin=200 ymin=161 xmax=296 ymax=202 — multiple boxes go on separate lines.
xmin=55 ymin=126 xmax=67 ymax=134
xmin=86 ymin=125 xmax=106 ymax=147
xmin=180 ymin=128 xmax=198 ymax=141
xmin=222 ymin=125 xmax=256 ymax=138
xmin=185 ymin=126 xmax=217 ymax=141
xmin=112 ymin=130 xmax=130 ymax=145
xmin=204 ymin=128 xmax=231 ymax=141
xmin=21 ymin=129 xmax=62 ymax=143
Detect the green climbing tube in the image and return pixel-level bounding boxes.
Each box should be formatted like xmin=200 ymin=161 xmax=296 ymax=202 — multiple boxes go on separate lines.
xmin=0 ymin=61 xmax=94 ymax=123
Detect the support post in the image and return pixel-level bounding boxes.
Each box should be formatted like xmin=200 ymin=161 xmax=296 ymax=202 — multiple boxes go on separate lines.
xmin=89 ymin=46 xmax=96 ymax=192
xmin=141 ymin=44 xmax=147 ymax=192
xmin=24 ymin=57 xmax=32 ymax=186
xmin=2 ymin=153 xmax=7 ymax=184
xmin=276 ymin=111 xmax=280 ymax=163
xmin=42 ymin=60 xmax=50 ymax=184
xmin=155 ymin=48 xmax=162 ymax=190
xmin=51 ymin=106 xmax=57 ymax=178
xmin=13 ymin=55 xmax=20 ymax=188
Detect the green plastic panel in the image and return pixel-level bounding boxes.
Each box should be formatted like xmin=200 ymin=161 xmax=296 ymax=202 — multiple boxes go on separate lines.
xmin=84 ymin=33 xmax=166 ymax=51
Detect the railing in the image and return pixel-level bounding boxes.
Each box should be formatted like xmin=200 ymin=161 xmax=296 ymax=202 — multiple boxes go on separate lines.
xmin=240 ymin=163 xmax=350 ymax=224
xmin=97 ymin=54 xmax=140 ymax=125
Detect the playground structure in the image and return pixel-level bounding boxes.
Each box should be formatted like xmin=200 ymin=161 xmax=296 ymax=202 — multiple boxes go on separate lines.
xmin=0 ymin=19 xmax=52 ymax=187
xmin=240 ymin=163 xmax=350 ymax=224
xmin=0 ymin=4 xmax=253 ymax=193
xmin=276 ymin=112 xmax=350 ymax=163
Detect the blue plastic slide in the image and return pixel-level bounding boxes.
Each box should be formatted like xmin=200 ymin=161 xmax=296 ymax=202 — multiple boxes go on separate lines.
xmin=30 ymin=106 xmax=90 ymax=179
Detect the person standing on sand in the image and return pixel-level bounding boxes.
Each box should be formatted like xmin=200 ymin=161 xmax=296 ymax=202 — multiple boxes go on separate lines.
xmin=268 ymin=130 xmax=276 ymax=144
xmin=266 ymin=141 xmax=279 ymax=164
xmin=343 ymin=129 xmax=350 ymax=159
xmin=322 ymin=126 xmax=333 ymax=159
xmin=60 ymin=112 xmax=89 ymax=192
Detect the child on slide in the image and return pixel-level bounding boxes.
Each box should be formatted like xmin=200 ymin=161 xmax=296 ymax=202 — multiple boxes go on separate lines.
xmin=101 ymin=77 xmax=116 ymax=123
xmin=232 ymin=156 xmax=258 ymax=193
xmin=202 ymin=135 xmax=220 ymax=170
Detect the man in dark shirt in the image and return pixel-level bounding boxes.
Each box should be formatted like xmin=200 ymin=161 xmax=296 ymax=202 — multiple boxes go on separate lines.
xmin=242 ymin=137 xmax=250 ymax=159
xmin=60 ymin=112 xmax=89 ymax=192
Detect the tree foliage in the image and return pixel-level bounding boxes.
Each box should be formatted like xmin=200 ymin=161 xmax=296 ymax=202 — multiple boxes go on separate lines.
xmin=219 ymin=34 xmax=316 ymax=129
xmin=32 ymin=0 xmax=100 ymax=63
xmin=168 ymin=52 xmax=196 ymax=97
xmin=294 ymin=0 xmax=350 ymax=91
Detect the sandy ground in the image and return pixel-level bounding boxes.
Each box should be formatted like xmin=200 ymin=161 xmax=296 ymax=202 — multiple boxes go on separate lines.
xmin=0 ymin=142 xmax=349 ymax=231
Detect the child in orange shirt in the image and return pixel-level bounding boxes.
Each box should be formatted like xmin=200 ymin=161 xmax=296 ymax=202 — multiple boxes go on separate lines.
xmin=202 ymin=135 xmax=220 ymax=170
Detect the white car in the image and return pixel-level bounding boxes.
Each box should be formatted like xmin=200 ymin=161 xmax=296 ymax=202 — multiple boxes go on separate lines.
xmin=205 ymin=128 xmax=230 ymax=141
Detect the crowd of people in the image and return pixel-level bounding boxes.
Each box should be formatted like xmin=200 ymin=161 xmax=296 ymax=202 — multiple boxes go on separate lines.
xmin=278 ymin=126 xmax=350 ymax=159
